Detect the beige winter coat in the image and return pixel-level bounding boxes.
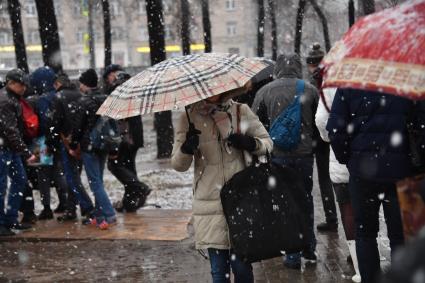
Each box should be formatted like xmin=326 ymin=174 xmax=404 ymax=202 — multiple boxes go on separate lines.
xmin=171 ymin=100 xmax=273 ymax=250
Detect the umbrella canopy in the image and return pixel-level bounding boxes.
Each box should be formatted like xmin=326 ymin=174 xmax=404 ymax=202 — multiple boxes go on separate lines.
xmin=97 ymin=53 xmax=269 ymax=119
xmin=321 ymin=0 xmax=425 ymax=100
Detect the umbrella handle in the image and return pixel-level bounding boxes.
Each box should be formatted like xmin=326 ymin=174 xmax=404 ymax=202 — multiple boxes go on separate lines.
xmin=185 ymin=106 xmax=198 ymax=134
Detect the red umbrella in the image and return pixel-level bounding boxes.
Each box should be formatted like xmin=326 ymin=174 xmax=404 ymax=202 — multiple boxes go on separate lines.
xmin=321 ymin=0 xmax=425 ymax=100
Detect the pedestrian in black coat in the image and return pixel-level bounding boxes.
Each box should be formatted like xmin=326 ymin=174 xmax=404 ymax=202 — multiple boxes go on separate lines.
xmin=103 ymin=65 xmax=150 ymax=212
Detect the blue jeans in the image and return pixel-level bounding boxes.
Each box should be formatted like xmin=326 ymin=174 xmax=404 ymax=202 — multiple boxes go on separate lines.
xmin=273 ymin=156 xmax=316 ymax=259
xmin=349 ymin=176 xmax=404 ymax=283
xmin=61 ymin=145 xmax=93 ymax=213
xmin=81 ymin=152 xmax=115 ymax=223
xmin=0 ymin=150 xmax=27 ymax=226
xmin=207 ymin=249 xmax=253 ymax=283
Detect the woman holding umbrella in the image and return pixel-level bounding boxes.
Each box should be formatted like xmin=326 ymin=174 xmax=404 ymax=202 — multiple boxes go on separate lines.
xmin=171 ymin=93 xmax=272 ymax=282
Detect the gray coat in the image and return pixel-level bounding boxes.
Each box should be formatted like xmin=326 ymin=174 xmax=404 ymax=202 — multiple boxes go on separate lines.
xmin=251 ymin=53 xmax=319 ymax=157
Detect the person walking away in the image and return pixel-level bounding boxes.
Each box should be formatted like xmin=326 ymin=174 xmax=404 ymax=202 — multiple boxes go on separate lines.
xmin=315 ymin=87 xmax=360 ymax=282
xmin=46 ymin=73 xmax=94 ymax=221
xmin=29 ymin=66 xmax=69 ymax=220
xmin=327 ymin=88 xmax=421 ymax=282
xmin=306 ymin=43 xmax=338 ymax=232
xmin=252 ymin=53 xmax=319 ymax=269
xmin=171 ymin=93 xmax=272 ymax=283
xmin=0 ymin=69 xmax=37 ymax=236
xmin=103 ymin=65 xmax=151 ymax=212
xmin=69 ymin=69 xmax=117 ymax=230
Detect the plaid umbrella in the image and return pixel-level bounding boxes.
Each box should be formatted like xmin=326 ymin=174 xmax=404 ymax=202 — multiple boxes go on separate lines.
xmin=97 ymin=53 xmax=269 ymax=119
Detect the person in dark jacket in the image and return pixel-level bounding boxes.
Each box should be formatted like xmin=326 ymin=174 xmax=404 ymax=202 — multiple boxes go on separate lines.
xmin=0 ymin=69 xmax=36 ymax=236
xmin=69 ymin=69 xmax=116 ymax=229
xmin=47 ymin=73 xmax=94 ymax=221
xmin=103 ymin=65 xmax=150 ymax=212
xmin=252 ymin=53 xmax=319 ymax=269
xmin=306 ymin=43 xmax=338 ymax=232
xmin=29 ymin=67 xmax=69 ymax=220
xmin=326 ymin=88 xmax=418 ymax=283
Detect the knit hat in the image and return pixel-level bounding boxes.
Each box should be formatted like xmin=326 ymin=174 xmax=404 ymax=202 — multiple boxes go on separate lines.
xmin=306 ymin=43 xmax=325 ymax=65
xmin=6 ymin=68 xmax=29 ymax=86
xmin=103 ymin=64 xmax=123 ymax=79
xmin=79 ymin=69 xmax=98 ymax=88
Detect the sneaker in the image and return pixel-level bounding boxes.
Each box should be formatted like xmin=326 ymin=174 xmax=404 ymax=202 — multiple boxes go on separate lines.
xmin=302 ymin=250 xmax=317 ymax=263
xmin=54 ymin=203 xmax=67 ymax=214
xmin=284 ymin=253 xmax=301 ymax=269
xmin=316 ymin=221 xmax=338 ymax=232
xmin=97 ymin=218 xmax=117 ymax=230
xmin=0 ymin=225 xmax=15 ymax=236
xmin=57 ymin=211 xmax=77 ymax=222
xmin=7 ymin=222 xmax=32 ymax=230
xmin=37 ymin=208 xmax=54 ymax=220
xmin=82 ymin=217 xmax=97 ymax=226
xmin=21 ymin=213 xmax=38 ymax=224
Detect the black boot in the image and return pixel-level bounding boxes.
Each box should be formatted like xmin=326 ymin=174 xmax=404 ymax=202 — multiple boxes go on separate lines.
xmin=0 ymin=225 xmax=15 ymax=236
xmin=57 ymin=210 xmax=77 ymax=222
xmin=38 ymin=208 xmax=54 ymax=220
xmin=22 ymin=212 xmax=38 ymax=224
xmin=54 ymin=202 xmax=67 ymax=214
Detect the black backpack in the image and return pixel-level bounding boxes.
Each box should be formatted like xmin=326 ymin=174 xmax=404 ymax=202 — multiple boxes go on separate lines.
xmin=220 ymin=159 xmax=310 ymax=263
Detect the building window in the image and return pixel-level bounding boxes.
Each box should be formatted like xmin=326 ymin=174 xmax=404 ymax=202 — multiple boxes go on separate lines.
xmin=27 ymin=30 xmax=40 ymax=44
xmin=164 ymin=26 xmax=172 ymax=40
xmin=225 ymin=0 xmax=236 ymax=11
xmin=226 ymin=22 xmax=237 ymax=36
xmin=111 ymin=27 xmax=124 ymax=41
xmin=0 ymin=31 xmax=10 ymax=45
xmin=76 ymin=31 xmax=84 ymax=43
xmin=110 ymin=0 xmax=122 ymax=16
xmin=54 ymin=1 xmax=61 ymax=17
xmin=0 ymin=3 xmax=8 ymax=17
xmin=73 ymin=0 xmax=82 ymax=16
xmin=228 ymin=47 xmax=240 ymax=55
xmin=138 ymin=0 xmax=145 ymax=14
xmin=25 ymin=0 xmax=37 ymax=17
xmin=139 ymin=26 xmax=148 ymax=41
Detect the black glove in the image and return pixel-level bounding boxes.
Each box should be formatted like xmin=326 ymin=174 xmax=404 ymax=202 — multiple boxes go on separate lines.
xmin=181 ymin=127 xmax=201 ymax=155
xmin=227 ymin=133 xmax=257 ymax=152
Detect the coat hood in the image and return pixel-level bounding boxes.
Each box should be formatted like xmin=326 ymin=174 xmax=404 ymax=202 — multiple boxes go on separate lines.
xmin=273 ymin=53 xmax=302 ymax=79
xmin=30 ymin=66 xmax=56 ymax=95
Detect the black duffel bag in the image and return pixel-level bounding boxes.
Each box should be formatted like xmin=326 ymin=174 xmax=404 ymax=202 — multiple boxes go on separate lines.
xmin=220 ymin=158 xmax=310 ymax=263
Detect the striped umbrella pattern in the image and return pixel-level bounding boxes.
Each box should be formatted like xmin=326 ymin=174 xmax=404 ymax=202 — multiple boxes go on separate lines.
xmin=97 ymin=53 xmax=269 ymax=119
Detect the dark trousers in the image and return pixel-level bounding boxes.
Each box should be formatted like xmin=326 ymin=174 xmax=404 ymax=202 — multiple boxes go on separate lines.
xmin=107 ymin=143 xmax=148 ymax=210
xmin=207 ymin=249 xmax=253 ymax=283
xmin=273 ymin=156 xmax=316 ymax=253
xmin=349 ymin=176 xmax=404 ymax=283
xmin=38 ymin=150 xmax=68 ymax=209
xmin=21 ymin=165 xmax=38 ymax=216
xmin=315 ymin=140 xmax=337 ymax=224
xmin=61 ymin=146 xmax=93 ymax=214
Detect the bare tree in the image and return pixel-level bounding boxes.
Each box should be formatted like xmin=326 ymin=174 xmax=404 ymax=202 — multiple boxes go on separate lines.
xmin=348 ymin=0 xmax=355 ymax=27
xmin=257 ymin=0 xmax=265 ymax=57
xmin=267 ymin=0 xmax=277 ymax=60
xmin=88 ymin=0 xmax=96 ymax=69
xmin=294 ymin=0 xmax=306 ymax=54
xmin=308 ymin=0 xmax=330 ymax=51
xmin=102 ymin=0 xmax=112 ymax=67
xmin=181 ymin=0 xmax=191 ymax=55
xmin=360 ymin=0 xmax=375 ymax=15
xmin=145 ymin=0 xmax=174 ymax=159
xmin=35 ymin=0 xmax=62 ymax=72
xmin=201 ymin=0 xmax=212 ymax=52
xmin=7 ymin=0 xmax=28 ymax=73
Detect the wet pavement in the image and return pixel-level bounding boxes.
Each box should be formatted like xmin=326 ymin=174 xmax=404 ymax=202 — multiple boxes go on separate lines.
xmin=0 ymin=185 xmax=391 ymax=283
xmin=0 ymin=115 xmax=392 ymax=282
